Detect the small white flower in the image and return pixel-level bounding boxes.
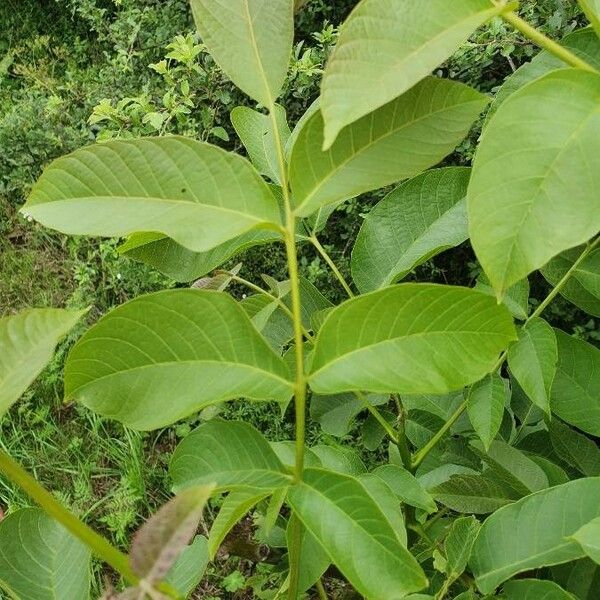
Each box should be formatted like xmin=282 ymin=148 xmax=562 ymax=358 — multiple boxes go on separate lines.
xmin=116 ymin=273 xmax=122 ymax=280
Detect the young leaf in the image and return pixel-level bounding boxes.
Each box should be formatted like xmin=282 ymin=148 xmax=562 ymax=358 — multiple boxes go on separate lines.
xmin=502 ymin=579 xmax=576 ymax=600
xmin=170 ymin=420 xmax=291 ymax=492
xmin=120 ymin=229 xmax=280 ymax=283
xmin=467 ymin=374 xmax=507 ymax=450
xmin=579 ymin=0 xmax=600 ymax=36
xmin=130 ymin=485 xmax=214 ymax=584
xmin=351 ymin=168 xmax=470 ymax=293
xmin=189 ymin=0 xmax=293 ymax=106
xmin=541 ymin=247 xmax=600 ymax=317
xmin=507 ymin=318 xmax=558 ymax=414
xmin=445 ymin=515 xmax=481 ymax=579
xmin=0 ymin=308 xmax=85 ymax=417
xmin=165 ymin=535 xmax=209 ymax=598
xmin=290 ymin=77 xmax=487 ymax=217
xmin=470 ymin=478 xmax=600 ymax=594
xmin=64 ymin=290 xmax=293 ymax=430
xmin=0 ymin=508 xmax=90 ymax=600
xmin=22 ymin=137 xmax=283 ymax=253
xmin=571 ymin=517 xmax=600 ymax=565
xmin=287 ymin=468 xmax=428 ymax=599
xmin=319 ymin=0 xmax=502 ymax=147
xmin=468 ymin=69 xmax=600 ymax=295
xmin=373 ymin=464 xmax=437 ymax=513
xmin=231 ymin=104 xmax=290 ymax=184
xmin=432 ymin=473 xmax=516 ymax=514
xmin=549 ymin=419 xmax=600 ymax=477
xmin=552 ymin=330 xmax=600 ymax=436
xmin=208 ymin=488 xmax=271 ymax=558
xmin=309 ymin=284 xmax=516 ymax=396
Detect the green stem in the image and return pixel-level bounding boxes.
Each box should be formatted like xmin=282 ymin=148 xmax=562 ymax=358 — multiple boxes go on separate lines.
xmin=355 ymin=391 xmax=399 ymax=444
xmin=268 ymin=102 xmax=306 ymax=600
xmin=499 ymin=7 xmax=598 ymax=72
xmin=309 ymin=234 xmax=355 ymax=298
xmin=410 ymin=237 xmax=599 ymax=469
xmin=315 ymin=578 xmax=329 ymax=600
xmin=0 ymin=449 xmax=179 ymax=598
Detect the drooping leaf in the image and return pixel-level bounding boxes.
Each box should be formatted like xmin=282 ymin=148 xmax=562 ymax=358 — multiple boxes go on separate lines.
xmin=319 ymin=0 xmax=502 ymax=147
xmin=508 ymin=318 xmax=558 ymax=414
xmin=0 ymin=508 xmax=90 ymax=600
xmin=165 ymin=535 xmax=209 ymax=598
xmin=231 ymin=104 xmax=290 ymax=183
xmin=549 ymin=419 xmax=600 ymax=477
xmin=432 ymin=473 xmax=516 ymax=514
xmin=189 ymin=0 xmax=293 ymax=106
xmin=475 ymin=274 xmax=530 ymax=320
xmin=208 ymin=488 xmax=271 ymax=558
xmin=468 ymin=69 xmax=600 ymax=294
xmin=579 ymin=1 xmax=600 ymax=36
xmin=571 ymin=517 xmax=600 ymax=565
xmin=309 ymin=284 xmax=516 ymax=396
xmin=470 ymin=477 xmax=600 ymax=594
xmin=65 ymin=290 xmax=293 ymax=430
xmin=120 ymin=229 xmax=279 ymax=283
xmin=170 ymin=420 xmax=290 ymax=494
xmin=0 ymin=308 xmax=85 ymax=417
xmin=23 ymin=137 xmax=282 ymax=253
xmin=502 ymin=579 xmax=576 ymax=600
xmin=374 ymin=464 xmax=437 ymax=513
xmin=489 ymin=27 xmax=600 ymax=120
xmin=444 ymin=515 xmax=480 ymax=579
xmin=290 ymin=77 xmax=487 ymax=217
xmin=541 ymin=246 xmax=600 ymax=317
xmin=351 ymin=168 xmax=470 ymax=293
xmin=467 ymin=374 xmax=507 ymax=450
xmin=130 ymin=485 xmax=214 ymax=584
xmin=287 ymin=468 xmax=427 ymax=598
xmin=552 ymin=330 xmax=600 ymax=436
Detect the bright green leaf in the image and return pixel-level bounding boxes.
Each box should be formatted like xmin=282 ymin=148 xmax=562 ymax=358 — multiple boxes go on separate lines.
xmin=468 ymin=69 xmax=600 ymax=294
xmin=470 ymin=477 xmax=600 ymax=594
xmin=445 ymin=515 xmax=480 ymax=578
xmin=552 ymin=330 xmax=600 ymax=436
xmin=310 ymin=444 xmax=366 ymax=476
xmin=189 ymin=0 xmax=293 ymax=106
xmin=549 ymin=419 xmax=600 ymax=477
xmin=475 ymin=274 xmax=530 ymax=320
xmin=502 ymin=579 xmax=576 ymax=600
xmin=170 ymin=420 xmax=291 ymax=492
xmin=571 ymin=517 xmax=600 ymax=565
xmin=23 ymin=137 xmax=282 ymax=253
xmin=309 ymin=284 xmax=516 ymax=396
xmin=165 ymin=535 xmax=209 ymax=598
xmin=467 ymin=374 xmax=507 ymax=450
xmin=374 ymin=464 xmax=437 ymax=513
xmin=0 ymin=508 xmax=90 ymax=600
xmin=290 ymin=77 xmax=487 ymax=217
xmin=351 ymin=168 xmax=470 ymax=292
xmin=0 ymin=308 xmax=85 ymax=417
xmin=579 ymin=1 xmax=600 ymax=36
xmin=287 ymin=468 xmax=427 ymax=599
xmin=65 ymin=290 xmax=293 ymax=430
xmin=508 ymin=318 xmax=558 ymax=414
xmin=319 ymin=0 xmax=502 ymax=147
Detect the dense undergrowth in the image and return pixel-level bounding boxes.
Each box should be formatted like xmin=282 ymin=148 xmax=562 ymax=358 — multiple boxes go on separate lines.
xmin=0 ymin=0 xmax=596 ymax=597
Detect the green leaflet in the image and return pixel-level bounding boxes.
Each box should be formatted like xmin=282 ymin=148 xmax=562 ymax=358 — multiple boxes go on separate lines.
xmin=467 ymin=374 xmax=507 ymax=450
xmin=502 ymin=579 xmax=576 ymax=600
xmin=444 ymin=516 xmax=480 ymax=579
xmin=373 ymin=464 xmax=437 ymax=513
xmin=579 ymin=0 xmax=600 ymax=36
xmin=189 ymin=0 xmax=293 ymax=106
xmin=319 ymin=0 xmax=502 ymax=147
xmin=475 ymin=275 xmax=530 ymax=321
xmin=549 ymin=419 xmax=600 ymax=477
xmin=65 ymin=290 xmax=293 ymax=430
xmin=231 ymin=104 xmax=290 ymax=183
xmin=470 ymin=478 xmax=600 ymax=594
xmin=170 ymin=420 xmax=291 ymax=492
xmin=287 ymin=468 xmax=427 ymax=599
xmin=552 ymin=330 xmax=600 ymax=436
xmin=351 ymin=168 xmax=470 ymax=293
xmin=541 ymin=247 xmax=600 ymax=317
xmin=468 ymin=69 xmax=600 ymax=295
xmin=290 ymin=77 xmax=487 ymax=217
xmin=571 ymin=517 xmax=600 ymax=565
xmin=309 ymin=284 xmax=516 ymax=396
xmin=0 ymin=308 xmax=85 ymax=417
xmin=0 ymin=508 xmax=91 ymax=600
xmin=22 ymin=137 xmax=282 ymax=253
xmin=508 ymin=318 xmax=558 ymax=414
xmin=165 ymin=536 xmax=210 ymax=598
